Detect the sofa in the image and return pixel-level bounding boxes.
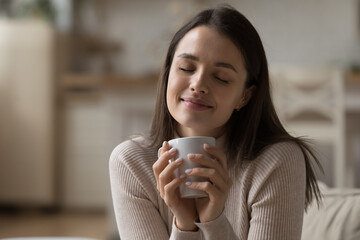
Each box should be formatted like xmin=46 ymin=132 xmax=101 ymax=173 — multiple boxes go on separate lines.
xmin=301 ymin=182 xmax=360 ymax=240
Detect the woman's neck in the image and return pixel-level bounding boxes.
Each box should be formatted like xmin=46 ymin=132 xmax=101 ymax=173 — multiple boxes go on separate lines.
xmin=176 ymin=125 xmax=225 ymax=139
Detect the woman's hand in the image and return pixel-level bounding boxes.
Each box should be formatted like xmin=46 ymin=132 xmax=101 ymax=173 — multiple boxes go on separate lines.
xmin=185 ymin=144 xmax=232 ymax=223
xmin=152 ymin=141 xmax=198 ymax=231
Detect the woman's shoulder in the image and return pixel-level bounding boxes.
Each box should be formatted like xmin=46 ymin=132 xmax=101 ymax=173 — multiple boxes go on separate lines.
xmin=262 ymin=140 xmax=304 ymax=166
xmin=109 ymin=135 xmax=157 ymax=167
xmin=261 ymin=140 xmax=303 ymax=161
xmin=109 ymin=136 xmax=159 ymax=201
xmin=240 ymin=140 xmax=307 ymax=203
xmin=244 ymin=140 xmax=305 ymax=174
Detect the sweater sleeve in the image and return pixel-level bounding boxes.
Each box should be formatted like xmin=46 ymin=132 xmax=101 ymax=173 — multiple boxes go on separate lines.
xmin=191 ymin=142 xmax=306 ymax=240
xmin=109 ymin=140 xmax=202 ymax=240
xmin=170 ymin=216 xmax=202 ymax=240
xmin=109 ymin=142 xmax=170 ymax=240
xmin=246 ymin=142 xmax=306 ymax=240
xmin=110 ymin=140 xmax=306 ymax=239
xmin=195 ymin=211 xmax=238 ymax=239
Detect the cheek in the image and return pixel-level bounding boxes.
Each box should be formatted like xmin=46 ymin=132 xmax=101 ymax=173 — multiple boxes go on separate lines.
xmin=166 ymin=73 xmax=175 ymax=103
xmin=217 ymin=90 xmax=241 ymax=107
xmin=215 ymin=93 xmax=242 ymax=119
xmin=167 ymin=71 xmax=187 ymax=96
xmin=166 ymin=71 xmax=182 ymax=109
xmin=166 ymin=83 xmax=173 ymax=111
xmin=231 ymin=87 xmax=245 ymax=106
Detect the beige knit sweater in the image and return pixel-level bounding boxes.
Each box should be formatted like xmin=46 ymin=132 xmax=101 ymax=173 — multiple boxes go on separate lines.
xmin=109 ymin=136 xmax=306 ymax=240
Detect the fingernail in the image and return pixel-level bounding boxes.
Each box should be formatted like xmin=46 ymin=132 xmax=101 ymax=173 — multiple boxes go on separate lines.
xmin=204 ymin=143 xmax=210 ymax=149
xmin=175 ymin=158 xmax=183 ymax=164
xmin=187 ymin=153 xmax=195 ymax=159
xmin=169 ymin=148 xmax=177 ymax=154
xmin=179 ymin=174 xmax=186 ymax=179
xmin=162 ymin=141 xmax=166 ymax=147
xmin=185 ymin=169 xmax=192 ymax=174
xmin=185 ymin=181 xmax=192 ymax=186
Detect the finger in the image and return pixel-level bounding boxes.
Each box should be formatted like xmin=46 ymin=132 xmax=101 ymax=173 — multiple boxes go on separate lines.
xmin=153 ymin=145 xmax=177 ymax=177
xmin=187 ymin=153 xmax=227 ymax=178
xmin=163 ymin=174 xmax=186 ymax=204
xmin=158 ymin=158 xmax=184 ymax=196
xmin=158 ymin=158 xmax=184 ymax=186
xmin=160 ymin=141 xmax=171 ymax=155
xmin=153 ymin=144 xmax=178 ymax=192
xmin=185 ymin=168 xmax=228 ymax=192
xmin=185 ymin=181 xmax=220 ymax=199
xmin=203 ymin=144 xmax=228 ymax=169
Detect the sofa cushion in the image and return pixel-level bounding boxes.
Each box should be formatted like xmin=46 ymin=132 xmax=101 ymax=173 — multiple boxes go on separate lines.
xmin=302 ymin=182 xmax=360 ymax=240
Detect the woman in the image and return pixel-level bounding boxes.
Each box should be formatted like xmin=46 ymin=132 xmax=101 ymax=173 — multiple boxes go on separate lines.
xmin=110 ymin=5 xmax=321 ymax=240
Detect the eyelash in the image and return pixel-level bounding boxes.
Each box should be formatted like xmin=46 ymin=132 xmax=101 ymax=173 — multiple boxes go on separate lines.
xmin=179 ymin=67 xmax=193 ymax=72
xmin=179 ymin=67 xmax=229 ymax=84
xmin=215 ymin=76 xmax=229 ymax=84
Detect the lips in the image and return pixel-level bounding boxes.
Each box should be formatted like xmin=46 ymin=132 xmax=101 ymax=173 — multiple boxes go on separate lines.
xmin=180 ymin=97 xmax=213 ymax=110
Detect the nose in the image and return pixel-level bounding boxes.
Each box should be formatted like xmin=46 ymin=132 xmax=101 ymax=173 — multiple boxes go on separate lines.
xmin=189 ymin=71 xmax=208 ymax=94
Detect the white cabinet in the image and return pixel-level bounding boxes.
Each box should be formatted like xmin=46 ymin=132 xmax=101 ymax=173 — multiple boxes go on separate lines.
xmin=0 ymin=20 xmax=55 ymax=205
xmin=60 ymin=82 xmax=157 ymax=209
xmin=60 ymin=93 xmax=112 ymax=209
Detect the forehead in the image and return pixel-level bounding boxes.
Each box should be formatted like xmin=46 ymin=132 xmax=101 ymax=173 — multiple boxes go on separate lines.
xmin=174 ymin=26 xmax=245 ymax=65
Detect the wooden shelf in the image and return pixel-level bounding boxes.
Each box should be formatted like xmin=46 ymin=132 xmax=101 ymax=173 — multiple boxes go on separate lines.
xmin=347 ymin=72 xmax=360 ymax=84
xmin=60 ymin=73 xmax=159 ymax=91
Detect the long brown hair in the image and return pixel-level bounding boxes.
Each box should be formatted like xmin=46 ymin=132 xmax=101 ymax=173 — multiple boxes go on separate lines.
xmin=149 ymin=5 xmax=321 ymax=208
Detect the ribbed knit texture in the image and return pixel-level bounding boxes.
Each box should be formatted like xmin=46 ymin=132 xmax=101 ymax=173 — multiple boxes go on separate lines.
xmin=109 ymin=137 xmax=306 ymax=240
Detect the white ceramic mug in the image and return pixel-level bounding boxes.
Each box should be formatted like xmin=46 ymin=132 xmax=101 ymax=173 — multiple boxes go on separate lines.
xmin=159 ymin=136 xmax=216 ymax=198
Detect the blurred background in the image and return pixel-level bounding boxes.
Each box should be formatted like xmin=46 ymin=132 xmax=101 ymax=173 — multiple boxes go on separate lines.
xmin=0 ymin=0 xmax=359 ymax=239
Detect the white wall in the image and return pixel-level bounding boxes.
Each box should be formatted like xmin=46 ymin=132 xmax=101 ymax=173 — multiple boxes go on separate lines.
xmin=78 ymin=0 xmax=360 ymax=75
xmin=227 ymin=0 xmax=360 ymax=67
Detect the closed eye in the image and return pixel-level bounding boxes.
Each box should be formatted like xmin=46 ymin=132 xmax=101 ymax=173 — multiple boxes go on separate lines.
xmin=214 ymin=75 xmax=229 ymax=84
xmin=179 ymin=67 xmax=194 ymax=72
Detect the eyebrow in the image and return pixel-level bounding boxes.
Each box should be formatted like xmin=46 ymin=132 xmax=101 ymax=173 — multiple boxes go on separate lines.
xmin=177 ymin=53 xmax=238 ymax=73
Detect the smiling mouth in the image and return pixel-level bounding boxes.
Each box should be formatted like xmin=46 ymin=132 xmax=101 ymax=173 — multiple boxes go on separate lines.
xmin=180 ymin=98 xmax=213 ymax=110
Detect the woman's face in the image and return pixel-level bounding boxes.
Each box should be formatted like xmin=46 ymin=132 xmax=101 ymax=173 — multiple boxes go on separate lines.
xmin=166 ymin=26 xmax=248 ymax=137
